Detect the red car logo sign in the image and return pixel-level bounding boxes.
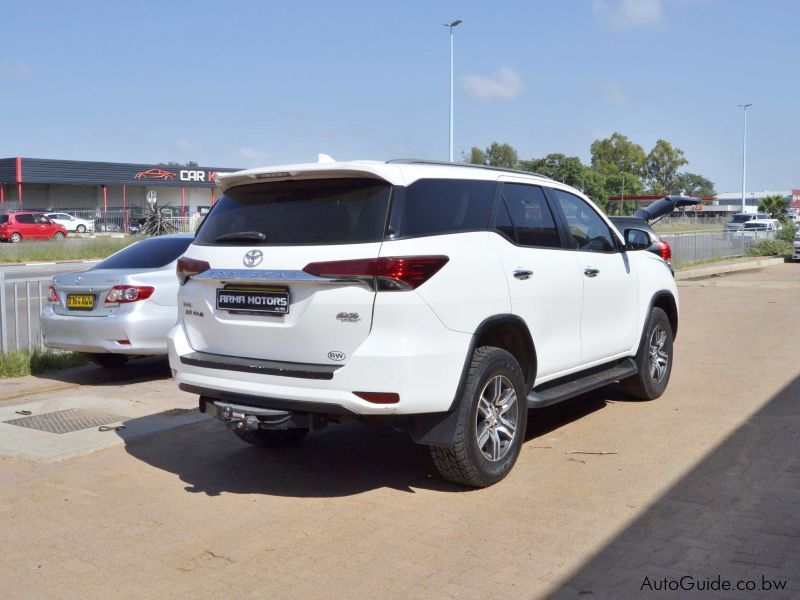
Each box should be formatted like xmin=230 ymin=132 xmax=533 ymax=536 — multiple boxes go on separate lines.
xmin=134 ymin=168 xmax=176 ymax=180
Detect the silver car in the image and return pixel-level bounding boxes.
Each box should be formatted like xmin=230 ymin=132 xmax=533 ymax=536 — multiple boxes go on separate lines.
xmin=42 ymin=233 xmax=194 ymax=367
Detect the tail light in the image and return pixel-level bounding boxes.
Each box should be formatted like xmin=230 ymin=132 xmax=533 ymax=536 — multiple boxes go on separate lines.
xmin=104 ymin=286 xmax=154 ymax=304
xmin=303 ymin=256 xmax=449 ymax=291
xmin=656 ymin=241 xmax=671 ymax=261
xmin=177 ymin=257 xmax=210 ymax=285
xmin=48 ymin=285 xmax=59 ymax=303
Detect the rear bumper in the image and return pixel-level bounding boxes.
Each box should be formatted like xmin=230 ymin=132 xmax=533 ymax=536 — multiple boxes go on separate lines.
xmin=41 ymin=304 xmax=176 ymax=355
xmin=168 ymin=301 xmax=472 ymax=416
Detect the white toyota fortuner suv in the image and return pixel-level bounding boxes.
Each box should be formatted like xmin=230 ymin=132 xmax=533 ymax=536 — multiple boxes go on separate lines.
xmin=168 ymin=159 xmax=678 ymax=487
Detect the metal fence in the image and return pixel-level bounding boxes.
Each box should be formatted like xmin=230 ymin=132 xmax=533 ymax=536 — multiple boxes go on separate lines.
xmin=0 ymin=273 xmax=49 ymax=354
xmin=661 ymin=230 xmax=775 ymax=266
xmin=53 ymin=210 xmax=194 ymax=234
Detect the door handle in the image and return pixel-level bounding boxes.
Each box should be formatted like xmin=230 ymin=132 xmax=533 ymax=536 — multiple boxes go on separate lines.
xmin=583 ymin=267 xmax=600 ymax=278
xmin=513 ymin=269 xmax=533 ymax=280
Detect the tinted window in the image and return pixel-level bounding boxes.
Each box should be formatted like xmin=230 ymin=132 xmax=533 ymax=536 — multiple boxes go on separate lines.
xmin=93 ymin=237 xmax=194 ymax=269
xmin=34 ymin=214 xmax=51 ymax=224
xmin=392 ymin=179 xmax=495 ymax=238
xmin=493 ymin=198 xmax=515 ymax=241
xmin=196 ymin=178 xmax=390 ymax=246
xmin=16 ymin=214 xmax=34 ymax=224
xmin=551 ymin=189 xmax=617 ymax=253
xmin=501 ymin=184 xmax=561 ymax=248
xmin=0 ymin=215 xmax=8 ymax=224
xmin=731 ymin=215 xmax=751 ymax=223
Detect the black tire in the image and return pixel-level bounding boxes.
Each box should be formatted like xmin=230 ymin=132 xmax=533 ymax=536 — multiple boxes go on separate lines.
xmin=76 ymin=225 xmax=86 ymax=233
xmin=9 ymin=232 xmax=21 ymax=243
xmin=430 ymin=346 xmax=527 ymax=488
xmin=54 ymin=231 xmax=65 ymax=239
xmin=85 ymin=353 xmax=129 ymax=368
xmin=234 ymin=428 xmax=308 ymax=448
xmin=621 ymin=307 xmax=673 ymax=400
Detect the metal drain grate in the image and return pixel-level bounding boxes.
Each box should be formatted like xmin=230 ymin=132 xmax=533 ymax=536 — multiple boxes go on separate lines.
xmin=4 ymin=408 xmax=126 ymax=434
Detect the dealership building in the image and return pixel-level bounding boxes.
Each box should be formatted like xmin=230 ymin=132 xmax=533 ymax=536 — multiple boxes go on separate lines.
xmin=0 ymin=157 xmax=241 ymax=217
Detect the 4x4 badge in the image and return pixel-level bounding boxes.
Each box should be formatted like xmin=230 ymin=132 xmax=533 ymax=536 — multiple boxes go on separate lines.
xmin=243 ymin=249 xmax=263 ymax=268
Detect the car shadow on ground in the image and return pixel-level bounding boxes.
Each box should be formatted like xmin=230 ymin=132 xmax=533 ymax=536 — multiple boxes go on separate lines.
xmin=550 ymin=374 xmax=800 ymax=598
xmin=119 ymin=385 xmax=625 ymax=498
xmin=35 ymin=355 xmax=172 ymax=386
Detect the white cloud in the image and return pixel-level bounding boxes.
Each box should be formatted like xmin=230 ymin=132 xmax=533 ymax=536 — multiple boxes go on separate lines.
xmin=175 ymin=137 xmax=200 ymax=152
xmin=238 ymin=146 xmax=269 ymax=162
xmin=598 ymin=82 xmax=628 ymax=106
xmin=0 ymin=58 xmax=30 ymax=77
xmin=593 ymin=0 xmax=663 ymax=30
xmin=461 ymin=67 xmax=524 ymax=102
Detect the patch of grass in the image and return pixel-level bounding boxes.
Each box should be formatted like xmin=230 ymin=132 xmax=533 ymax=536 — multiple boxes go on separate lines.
xmin=0 ymin=349 xmax=87 ymax=378
xmin=652 ymin=222 xmax=723 ymax=234
xmin=0 ymin=237 xmax=136 ymax=264
xmin=746 ymin=239 xmax=791 ymax=257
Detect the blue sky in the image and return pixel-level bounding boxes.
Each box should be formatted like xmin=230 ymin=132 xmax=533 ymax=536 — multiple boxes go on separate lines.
xmin=2 ymin=0 xmax=798 ymax=192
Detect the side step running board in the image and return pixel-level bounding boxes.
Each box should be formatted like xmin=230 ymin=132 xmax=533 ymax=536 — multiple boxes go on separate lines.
xmin=527 ymin=358 xmax=638 ymax=408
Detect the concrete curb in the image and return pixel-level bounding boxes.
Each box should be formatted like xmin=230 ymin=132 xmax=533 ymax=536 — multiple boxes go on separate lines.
xmin=674 ymin=256 xmax=787 ymax=280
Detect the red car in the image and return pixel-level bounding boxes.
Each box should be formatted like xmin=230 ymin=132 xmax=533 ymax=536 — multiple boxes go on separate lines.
xmin=0 ymin=212 xmax=68 ymax=243
xmin=134 ymin=168 xmax=176 ymax=180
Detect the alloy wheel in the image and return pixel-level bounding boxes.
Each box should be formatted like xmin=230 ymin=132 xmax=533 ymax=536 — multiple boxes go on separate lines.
xmin=475 ymin=375 xmax=518 ymax=462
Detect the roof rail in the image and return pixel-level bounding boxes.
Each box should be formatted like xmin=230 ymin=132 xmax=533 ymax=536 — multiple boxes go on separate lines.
xmin=386 ymin=159 xmax=552 ymax=180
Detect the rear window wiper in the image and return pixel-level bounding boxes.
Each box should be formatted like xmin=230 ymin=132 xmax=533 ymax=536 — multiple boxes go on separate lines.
xmin=214 ymin=231 xmax=266 ymax=243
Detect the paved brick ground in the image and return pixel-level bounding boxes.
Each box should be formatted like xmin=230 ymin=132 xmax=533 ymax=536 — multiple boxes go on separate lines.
xmin=0 ymin=264 xmax=798 ymax=599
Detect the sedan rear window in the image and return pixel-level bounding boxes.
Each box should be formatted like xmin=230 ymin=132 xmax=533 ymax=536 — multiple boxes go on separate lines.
xmin=195 ymin=178 xmax=391 ymax=246
xmin=93 ymin=237 xmax=194 ymax=269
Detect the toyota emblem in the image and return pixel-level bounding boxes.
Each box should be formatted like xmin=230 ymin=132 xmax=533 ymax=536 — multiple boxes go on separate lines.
xmin=243 ymin=249 xmax=263 ymax=268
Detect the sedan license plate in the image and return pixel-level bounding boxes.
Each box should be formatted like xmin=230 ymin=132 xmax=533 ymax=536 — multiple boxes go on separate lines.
xmin=66 ymin=294 xmax=95 ymax=310
xmin=216 ymin=288 xmax=289 ymax=314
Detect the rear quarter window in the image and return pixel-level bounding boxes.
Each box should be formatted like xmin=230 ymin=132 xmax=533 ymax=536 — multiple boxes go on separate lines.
xmin=390 ymin=178 xmax=496 ymax=238
xmin=93 ymin=237 xmax=194 ymax=269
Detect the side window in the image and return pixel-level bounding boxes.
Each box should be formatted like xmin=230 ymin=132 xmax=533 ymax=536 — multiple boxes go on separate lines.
xmin=16 ymin=214 xmax=34 ymax=224
xmin=394 ymin=179 xmax=495 ymax=238
xmin=551 ymin=189 xmax=617 ymax=253
xmin=492 ymin=197 xmax=516 ymax=242
xmin=35 ymin=214 xmax=50 ymax=224
xmin=501 ymin=183 xmax=562 ymax=248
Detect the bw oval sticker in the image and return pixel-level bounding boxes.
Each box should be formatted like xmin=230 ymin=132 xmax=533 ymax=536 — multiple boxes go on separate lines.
xmin=327 ymin=351 xmax=346 ymax=361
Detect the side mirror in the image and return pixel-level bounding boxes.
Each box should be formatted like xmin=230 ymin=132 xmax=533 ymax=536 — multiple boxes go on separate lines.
xmin=625 ymin=228 xmax=651 ymax=251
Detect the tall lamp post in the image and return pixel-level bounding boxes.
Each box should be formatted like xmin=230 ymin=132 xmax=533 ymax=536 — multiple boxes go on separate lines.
xmin=738 ymin=103 xmax=753 ymax=213
xmin=444 ymin=19 xmax=462 ymax=162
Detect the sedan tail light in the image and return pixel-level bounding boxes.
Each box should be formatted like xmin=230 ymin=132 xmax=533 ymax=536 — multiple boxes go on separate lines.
xmin=104 ymin=286 xmax=154 ymax=304
xmin=176 ymin=257 xmax=210 ymax=285
xmin=303 ymin=256 xmax=449 ymax=291
xmin=48 ymin=285 xmax=59 ymax=303
xmin=656 ymin=241 xmax=671 ymax=261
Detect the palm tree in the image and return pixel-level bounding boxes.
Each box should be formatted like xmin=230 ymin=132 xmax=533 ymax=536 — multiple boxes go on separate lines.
xmin=758 ymin=194 xmax=788 ymax=220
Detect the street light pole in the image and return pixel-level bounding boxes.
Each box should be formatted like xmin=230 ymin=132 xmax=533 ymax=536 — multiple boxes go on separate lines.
xmin=739 ymin=103 xmax=753 ymax=213
xmin=444 ymin=19 xmax=462 ymax=162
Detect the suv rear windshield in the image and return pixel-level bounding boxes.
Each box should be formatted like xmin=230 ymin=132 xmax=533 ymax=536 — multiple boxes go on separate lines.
xmin=93 ymin=236 xmax=194 ymax=269
xmin=195 ymin=178 xmax=391 ymax=246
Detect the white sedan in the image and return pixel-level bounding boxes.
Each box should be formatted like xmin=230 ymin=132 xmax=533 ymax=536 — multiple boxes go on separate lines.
xmin=45 ymin=212 xmax=95 ymax=233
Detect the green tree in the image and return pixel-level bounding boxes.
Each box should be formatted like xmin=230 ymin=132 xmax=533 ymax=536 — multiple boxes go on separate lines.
xmin=484 ymin=142 xmax=519 ymax=169
xmin=465 ymin=146 xmax=487 ymax=165
xmin=645 ymin=139 xmax=688 ymax=194
xmin=519 ymin=153 xmax=584 ymax=183
xmin=590 ymin=132 xmax=646 ymax=176
xmin=674 ymin=172 xmax=716 ymax=196
xmin=464 ymin=142 xmax=519 ymax=169
xmin=758 ymin=194 xmax=788 ymax=220
xmin=185 ymin=160 xmax=199 ymax=168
